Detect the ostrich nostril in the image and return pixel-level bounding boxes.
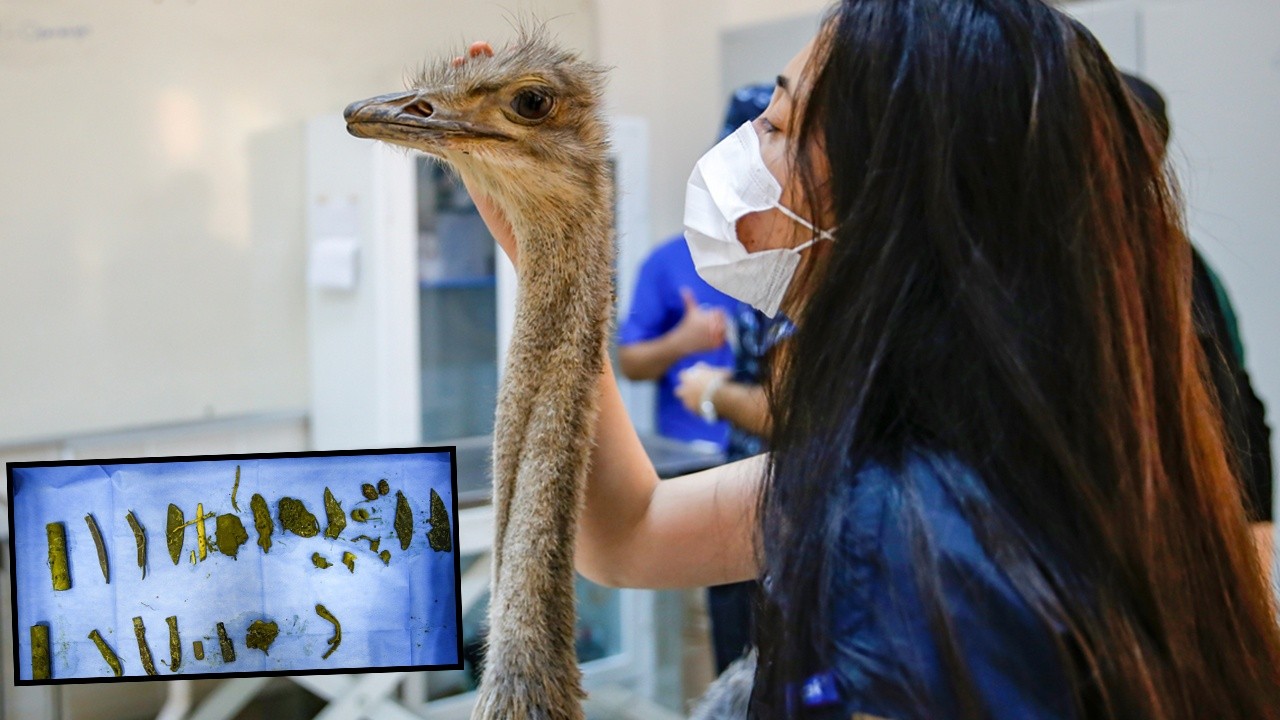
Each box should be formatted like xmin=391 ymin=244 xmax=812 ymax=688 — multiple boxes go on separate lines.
xmin=404 ymin=99 xmax=434 ymax=119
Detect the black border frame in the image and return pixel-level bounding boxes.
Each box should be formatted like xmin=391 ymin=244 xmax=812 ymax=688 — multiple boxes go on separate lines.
xmin=6 ymin=445 xmax=464 ymax=686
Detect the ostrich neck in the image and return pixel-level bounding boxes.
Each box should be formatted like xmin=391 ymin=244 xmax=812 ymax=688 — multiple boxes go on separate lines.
xmin=484 ymin=192 xmax=614 ymax=671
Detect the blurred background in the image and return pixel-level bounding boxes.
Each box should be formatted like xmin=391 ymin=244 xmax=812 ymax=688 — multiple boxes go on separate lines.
xmin=1 ymin=0 xmax=1277 ymax=718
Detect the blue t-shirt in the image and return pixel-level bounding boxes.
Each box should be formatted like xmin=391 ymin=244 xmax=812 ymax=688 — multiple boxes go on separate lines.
xmin=618 ymin=235 xmax=738 ymax=447
xmin=779 ymin=452 xmax=1076 ymax=719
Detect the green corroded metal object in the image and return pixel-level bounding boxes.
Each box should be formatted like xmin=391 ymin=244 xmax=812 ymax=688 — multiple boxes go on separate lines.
xmin=46 ymin=522 xmax=71 ymax=591
xmin=342 ymin=551 xmax=355 ymax=573
xmin=216 ymin=622 xmax=235 ymax=663
xmin=379 ymin=549 xmax=391 ymax=565
xmin=126 ymin=511 xmax=147 ymax=579
xmin=315 ymin=604 xmax=341 ymax=659
xmin=166 ymin=616 xmax=181 ymax=672
xmin=428 ymin=489 xmax=452 ymax=552
xmin=278 ymin=497 xmax=319 ymax=537
xmin=193 ymin=640 xmax=205 ymax=661
xmin=395 ymin=490 xmax=414 ymax=551
xmin=231 ymin=464 xmax=241 ymax=511
xmin=323 ymin=487 xmax=346 ymax=539
xmin=215 ymin=514 xmax=248 ymax=559
xmin=88 ymin=629 xmax=122 ymax=677
xmin=245 ymin=620 xmax=278 ymax=655
xmin=377 ymin=479 xmax=390 ymax=496
xmin=31 ymin=625 xmax=51 ymax=680
xmin=166 ymin=504 xmax=185 ymax=565
xmin=361 ymin=483 xmax=378 ymax=501
xmin=251 ymin=493 xmax=273 ymax=553
xmin=85 ymin=514 xmax=109 ymax=584
xmin=312 ymin=553 xmax=332 ymax=569
xmin=133 ymin=617 xmax=158 ymax=676
xmin=350 ymin=508 xmax=370 ymax=523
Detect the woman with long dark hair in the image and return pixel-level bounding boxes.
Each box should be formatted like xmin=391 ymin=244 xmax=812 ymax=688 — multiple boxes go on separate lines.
xmin=460 ymin=0 xmax=1280 ymax=717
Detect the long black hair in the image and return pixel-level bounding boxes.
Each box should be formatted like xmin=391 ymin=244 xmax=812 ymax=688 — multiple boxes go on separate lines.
xmin=753 ymin=0 xmax=1280 ymax=717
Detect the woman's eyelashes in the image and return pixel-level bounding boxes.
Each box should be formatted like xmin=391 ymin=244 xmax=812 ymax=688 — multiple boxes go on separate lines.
xmin=759 ymin=116 xmax=782 ymax=135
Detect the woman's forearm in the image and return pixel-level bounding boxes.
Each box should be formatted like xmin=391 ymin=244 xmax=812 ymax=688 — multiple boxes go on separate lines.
xmin=576 ymin=360 xmax=763 ymax=589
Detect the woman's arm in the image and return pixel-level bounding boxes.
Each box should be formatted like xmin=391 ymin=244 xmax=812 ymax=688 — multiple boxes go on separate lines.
xmin=576 ymin=358 xmax=764 ymax=589
xmin=460 ymin=170 xmax=762 ymax=590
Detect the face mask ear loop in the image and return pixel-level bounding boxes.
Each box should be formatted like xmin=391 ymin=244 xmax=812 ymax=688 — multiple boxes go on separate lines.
xmin=774 ymin=203 xmax=837 ymax=244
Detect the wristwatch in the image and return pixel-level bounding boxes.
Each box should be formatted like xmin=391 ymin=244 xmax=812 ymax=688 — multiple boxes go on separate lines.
xmin=699 ymin=376 xmax=727 ymax=423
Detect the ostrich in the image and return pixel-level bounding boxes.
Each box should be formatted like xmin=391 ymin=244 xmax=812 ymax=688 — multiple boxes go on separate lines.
xmin=345 ymin=25 xmax=612 ymax=720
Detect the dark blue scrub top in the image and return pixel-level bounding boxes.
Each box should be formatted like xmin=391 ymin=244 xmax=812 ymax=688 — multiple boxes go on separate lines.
xmin=786 ymin=452 xmax=1076 ymax=719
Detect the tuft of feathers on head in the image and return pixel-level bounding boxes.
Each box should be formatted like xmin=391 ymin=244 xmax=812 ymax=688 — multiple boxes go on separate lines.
xmin=406 ymin=16 xmax=608 ymax=107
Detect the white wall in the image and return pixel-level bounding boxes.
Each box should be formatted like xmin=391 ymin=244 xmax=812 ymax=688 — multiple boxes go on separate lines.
xmin=0 ymin=0 xmax=594 ymax=445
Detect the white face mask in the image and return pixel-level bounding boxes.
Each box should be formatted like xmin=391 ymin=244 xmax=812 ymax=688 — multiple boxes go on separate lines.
xmin=683 ymin=121 xmax=834 ymax=318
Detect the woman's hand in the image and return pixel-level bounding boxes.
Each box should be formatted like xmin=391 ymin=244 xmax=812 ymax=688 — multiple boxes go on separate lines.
xmin=451 ymin=41 xmax=519 ymax=270
xmin=675 ymin=363 xmax=733 ymax=415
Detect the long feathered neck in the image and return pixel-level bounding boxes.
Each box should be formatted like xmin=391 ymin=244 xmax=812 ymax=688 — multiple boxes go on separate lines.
xmin=467 ymin=157 xmax=614 ymax=720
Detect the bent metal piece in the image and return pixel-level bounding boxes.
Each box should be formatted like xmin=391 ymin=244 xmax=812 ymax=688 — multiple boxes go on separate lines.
xmin=167 ymin=616 xmax=181 ymax=672
xmin=88 ymin=629 xmax=123 ymax=677
xmin=85 ymin=513 xmax=110 ymax=584
xmin=315 ymin=603 xmax=342 ymax=659
xmin=126 ymin=510 xmax=147 ymax=579
xmin=133 ymin=617 xmax=158 ymax=676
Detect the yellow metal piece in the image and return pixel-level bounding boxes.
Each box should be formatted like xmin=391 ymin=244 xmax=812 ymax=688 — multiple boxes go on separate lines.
xmin=31 ymin=625 xmax=51 ymax=679
xmin=195 ymin=503 xmax=208 ymax=561
xmin=46 ymin=522 xmax=71 ymax=591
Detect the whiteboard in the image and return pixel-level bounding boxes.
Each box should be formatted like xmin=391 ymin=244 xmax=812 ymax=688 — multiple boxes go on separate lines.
xmin=0 ymin=1 xmax=593 ymax=444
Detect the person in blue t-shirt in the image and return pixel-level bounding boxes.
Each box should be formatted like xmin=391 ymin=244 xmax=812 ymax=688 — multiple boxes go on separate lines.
xmin=617 ymin=211 xmax=740 ymax=445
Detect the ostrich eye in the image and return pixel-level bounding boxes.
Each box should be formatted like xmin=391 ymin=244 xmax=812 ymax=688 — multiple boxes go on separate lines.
xmin=512 ymin=89 xmax=553 ymax=121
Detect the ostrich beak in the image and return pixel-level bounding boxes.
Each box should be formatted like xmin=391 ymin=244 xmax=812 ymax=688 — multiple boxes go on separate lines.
xmin=344 ymin=90 xmax=509 ymax=147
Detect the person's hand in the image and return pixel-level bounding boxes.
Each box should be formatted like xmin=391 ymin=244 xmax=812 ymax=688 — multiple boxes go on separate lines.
xmin=675 ymin=363 xmax=732 ymax=415
xmin=449 ymin=42 xmax=520 ymax=269
xmin=670 ymin=288 xmax=728 ymax=354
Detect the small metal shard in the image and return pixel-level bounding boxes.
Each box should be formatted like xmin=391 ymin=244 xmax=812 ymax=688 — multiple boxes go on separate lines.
xmin=278 ymin=497 xmax=319 ymax=537
xmin=126 ymin=511 xmax=147 ymax=579
xmin=31 ymin=625 xmax=51 ymax=679
xmin=245 ymin=620 xmax=279 ymax=655
xmin=350 ymin=508 xmax=370 ymax=522
xmin=361 ymin=483 xmax=378 ymax=501
xmin=342 ymin=551 xmax=355 ymax=573
xmin=85 ymin=514 xmax=110 ymax=584
xmin=166 ymin=616 xmax=181 ymax=672
xmin=312 ymin=553 xmax=332 ymax=569
xmin=353 ymin=534 xmax=380 ymax=552
xmin=88 ymin=629 xmax=122 ymax=677
xmin=133 ymin=617 xmax=158 ymax=676
xmin=315 ymin=604 xmax=341 ymax=659
xmin=251 ymin=493 xmax=273 ymax=553
xmin=377 ymin=479 xmax=390 ymax=496
xmin=195 ymin=503 xmax=208 ymax=561
xmin=215 ymin=514 xmax=249 ymax=559
xmin=166 ymin=504 xmax=185 ymax=565
xmin=46 ymin=522 xmax=71 ymax=591
xmin=193 ymin=640 xmax=205 ymax=660
xmin=231 ymin=464 xmax=241 ymax=511
xmin=323 ymin=487 xmax=346 ymax=539
xmin=395 ymin=490 xmax=414 ymax=551
xmin=379 ymin=549 xmax=391 ymax=565
xmin=428 ymin=489 xmax=452 ymax=552
xmin=216 ymin=622 xmax=236 ymax=663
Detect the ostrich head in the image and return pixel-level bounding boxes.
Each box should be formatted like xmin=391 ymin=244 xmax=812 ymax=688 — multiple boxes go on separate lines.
xmin=344 ymin=25 xmax=610 ymax=214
